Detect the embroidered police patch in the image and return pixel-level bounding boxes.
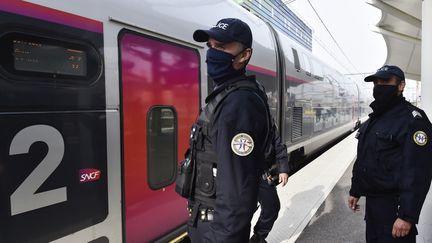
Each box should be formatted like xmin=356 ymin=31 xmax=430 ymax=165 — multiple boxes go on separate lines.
xmin=413 ymin=131 xmax=427 ymax=146
xmin=231 ymin=133 xmax=254 ymax=156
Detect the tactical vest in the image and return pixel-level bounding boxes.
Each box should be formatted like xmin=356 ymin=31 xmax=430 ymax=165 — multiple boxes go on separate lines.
xmin=189 ymin=78 xmax=273 ymax=208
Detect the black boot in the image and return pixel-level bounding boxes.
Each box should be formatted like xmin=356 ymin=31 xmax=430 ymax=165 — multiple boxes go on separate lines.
xmin=249 ymin=234 xmax=267 ymax=243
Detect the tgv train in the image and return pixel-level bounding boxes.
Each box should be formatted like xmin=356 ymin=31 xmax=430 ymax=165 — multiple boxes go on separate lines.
xmin=0 ymin=0 xmax=370 ymax=242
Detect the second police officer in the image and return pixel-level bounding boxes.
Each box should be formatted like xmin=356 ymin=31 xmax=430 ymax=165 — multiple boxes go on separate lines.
xmin=348 ymin=65 xmax=432 ymax=243
xmin=250 ymin=129 xmax=290 ymax=243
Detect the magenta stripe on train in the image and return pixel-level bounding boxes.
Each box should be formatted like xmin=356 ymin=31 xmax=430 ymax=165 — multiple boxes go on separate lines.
xmin=0 ymin=0 xmax=103 ymax=33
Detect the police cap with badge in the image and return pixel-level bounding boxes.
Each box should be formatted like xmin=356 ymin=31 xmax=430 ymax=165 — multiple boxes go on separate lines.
xmin=364 ymin=65 xmax=405 ymax=82
xmin=193 ymin=18 xmax=253 ymax=48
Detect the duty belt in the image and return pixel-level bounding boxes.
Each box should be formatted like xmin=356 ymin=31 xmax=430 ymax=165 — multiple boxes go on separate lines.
xmin=188 ymin=205 xmax=214 ymax=222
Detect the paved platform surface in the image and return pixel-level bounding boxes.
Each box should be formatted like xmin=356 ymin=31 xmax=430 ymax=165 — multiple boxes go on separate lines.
xmin=251 ymin=132 xmax=358 ymax=242
xmin=296 ymin=163 xmax=432 ymax=243
xmin=295 ymin=162 xmax=365 ymax=243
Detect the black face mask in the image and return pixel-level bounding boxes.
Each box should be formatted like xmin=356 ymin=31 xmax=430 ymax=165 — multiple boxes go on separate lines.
xmin=206 ymin=48 xmax=245 ymax=82
xmin=373 ymin=84 xmax=398 ymax=103
xmin=370 ymin=84 xmax=402 ymax=116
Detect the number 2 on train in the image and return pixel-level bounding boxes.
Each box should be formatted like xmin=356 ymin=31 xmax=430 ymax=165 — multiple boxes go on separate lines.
xmin=9 ymin=125 xmax=66 ymax=216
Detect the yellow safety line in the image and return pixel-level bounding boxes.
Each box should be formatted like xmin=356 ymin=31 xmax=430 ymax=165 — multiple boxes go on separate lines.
xmin=169 ymin=232 xmax=188 ymax=243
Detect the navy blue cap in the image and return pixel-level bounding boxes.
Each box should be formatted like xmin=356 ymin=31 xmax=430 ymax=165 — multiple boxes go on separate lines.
xmin=193 ymin=18 xmax=253 ymax=48
xmin=364 ymin=65 xmax=405 ymax=82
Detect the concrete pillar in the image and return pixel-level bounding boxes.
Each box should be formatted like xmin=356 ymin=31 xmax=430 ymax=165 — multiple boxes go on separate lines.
xmin=421 ymin=0 xmax=432 ymax=116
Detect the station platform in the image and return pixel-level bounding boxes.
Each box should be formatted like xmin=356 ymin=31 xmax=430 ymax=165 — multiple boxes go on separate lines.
xmin=253 ymin=132 xmax=432 ymax=242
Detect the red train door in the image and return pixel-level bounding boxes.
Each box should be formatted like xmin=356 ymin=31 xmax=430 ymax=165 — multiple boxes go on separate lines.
xmin=119 ymin=30 xmax=200 ymax=242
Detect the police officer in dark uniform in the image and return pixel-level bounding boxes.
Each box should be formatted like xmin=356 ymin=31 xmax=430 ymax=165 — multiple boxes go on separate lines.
xmin=348 ymin=65 xmax=432 ymax=243
xmin=185 ymin=18 xmax=272 ymax=242
xmin=250 ymin=129 xmax=290 ymax=243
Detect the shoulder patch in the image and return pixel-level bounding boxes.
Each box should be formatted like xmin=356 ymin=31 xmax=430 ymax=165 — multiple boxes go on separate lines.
xmin=413 ymin=131 xmax=427 ymax=146
xmin=231 ymin=133 xmax=254 ymax=156
xmin=412 ymin=110 xmax=423 ymax=119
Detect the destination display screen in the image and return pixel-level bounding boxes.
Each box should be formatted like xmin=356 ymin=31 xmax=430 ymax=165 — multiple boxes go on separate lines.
xmin=13 ymin=39 xmax=87 ymax=77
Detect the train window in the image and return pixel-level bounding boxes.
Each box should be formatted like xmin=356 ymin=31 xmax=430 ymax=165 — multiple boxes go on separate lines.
xmin=292 ymin=48 xmax=300 ymax=71
xmin=283 ymin=44 xmax=294 ymax=64
xmin=311 ymin=59 xmax=324 ymax=80
xmin=302 ymin=53 xmax=312 ymax=76
xmin=147 ymin=106 xmax=178 ymax=190
xmin=0 ymin=32 xmax=102 ymax=84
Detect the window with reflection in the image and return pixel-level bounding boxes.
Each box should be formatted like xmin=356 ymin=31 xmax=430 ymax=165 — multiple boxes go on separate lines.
xmin=147 ymin=106 xmax=177 ymax=190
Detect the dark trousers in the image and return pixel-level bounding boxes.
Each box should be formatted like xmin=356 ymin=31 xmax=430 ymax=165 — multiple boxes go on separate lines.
xmin=253 ymin=179 xmax=280 ymax=239
xmin=365 ymin=196 xmax=417 ymax=243
xmin=187 ymin=201 xmax=212 ymax=243
xmin=188 ymin=220 xmax=211 ymax=243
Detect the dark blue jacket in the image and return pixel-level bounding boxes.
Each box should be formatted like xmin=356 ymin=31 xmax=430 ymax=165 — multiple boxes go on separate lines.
xmin=350 ymin=97 xmax=432 ymax=224
xmin=205 ymin=75 xmax=269 ymax=242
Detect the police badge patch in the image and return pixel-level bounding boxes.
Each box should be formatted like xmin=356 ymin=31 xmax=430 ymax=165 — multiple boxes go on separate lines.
xmin=413 ymin=131 xmax=428 ymax=146
xmin=231 ymin=133 xmax=254 ymax=156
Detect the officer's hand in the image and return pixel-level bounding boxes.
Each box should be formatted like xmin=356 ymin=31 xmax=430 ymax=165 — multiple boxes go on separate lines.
xmin=266 ymin=175 xmax=273 ymax=184
xmin=392 ymin=218 xmax=412 ymax=238
xmin=279 ymin=173 xmax=289 ymax=187
xmin=347 ymin=196 xmax=360 ymax=212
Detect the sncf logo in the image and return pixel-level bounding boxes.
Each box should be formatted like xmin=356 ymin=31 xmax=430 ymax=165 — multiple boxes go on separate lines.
xmin=79 ymin=168 xmax=101 ymax=183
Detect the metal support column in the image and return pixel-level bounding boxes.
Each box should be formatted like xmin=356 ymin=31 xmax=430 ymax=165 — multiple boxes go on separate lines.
xmin=421 ymin=0 xmax=432 ymax=116
xmin=419 ymin=3 xmax=432 ymax=242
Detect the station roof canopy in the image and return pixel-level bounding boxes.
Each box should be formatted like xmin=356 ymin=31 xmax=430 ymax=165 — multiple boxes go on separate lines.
xmin=366 ymin=0 xmax=422 ymax=81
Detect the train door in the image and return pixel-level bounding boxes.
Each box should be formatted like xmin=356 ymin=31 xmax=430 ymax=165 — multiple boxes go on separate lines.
xmin=119 ymin=30 xmax=200 ymax=242
xmin=0 ymin=2 xmax=109 ymax=242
